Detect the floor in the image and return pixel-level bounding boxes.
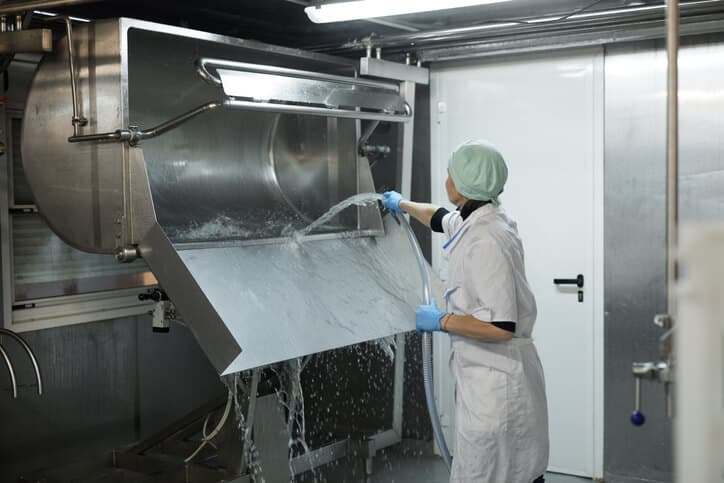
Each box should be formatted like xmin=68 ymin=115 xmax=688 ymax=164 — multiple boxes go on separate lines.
xmin=24 ymin=440 xmax=593 ymax=482
xmin=296 ymin=444 xmax=592 ymax=483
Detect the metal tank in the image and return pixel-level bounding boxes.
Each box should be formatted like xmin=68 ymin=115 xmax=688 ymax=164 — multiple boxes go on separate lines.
xmin=21 ymin=18 xmax=426 ymax=375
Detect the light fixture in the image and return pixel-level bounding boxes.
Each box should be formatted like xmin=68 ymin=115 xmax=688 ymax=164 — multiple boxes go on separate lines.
xmin=304 ymin=0 xmax=512 ymax=24
xmin=33 ymin=10 xmax=91 ymax=22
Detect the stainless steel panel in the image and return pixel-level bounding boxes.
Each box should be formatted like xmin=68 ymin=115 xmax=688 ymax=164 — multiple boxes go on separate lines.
xmin=604 ymin=37 xmax=724 ymax=483
xmin=0 ymin=29 xmax=52 ymax=54
xmin=20 ymin=19 xmax=373 ymax=253
xmin=216 ymin=64 xmax=407 ymax=113
xmin=360 ymin=57 xmax=430 ymax=85
xmin=139 ymin=223 xmax=241 ymax=373
xmin=21 ymin=19 xmax=126 ymax=253
xmin=11 ymin=214 xmax=154 ymax=301
xmin=126 ymin=27 xmax=381 ymax=243
xmin=140 ymin=215 xmax=421 ymax=375
xmin=0 ymin=314 xmax=226 ymax=480
xmin=253 ymin=394 xmax=292 ymax=483
xmin=0 ymin=317 xmax=138 ymax=479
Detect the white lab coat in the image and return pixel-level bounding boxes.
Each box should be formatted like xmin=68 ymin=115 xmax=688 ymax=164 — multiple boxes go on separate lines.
xmin=441 ymin=204 xmax=549 ymax=483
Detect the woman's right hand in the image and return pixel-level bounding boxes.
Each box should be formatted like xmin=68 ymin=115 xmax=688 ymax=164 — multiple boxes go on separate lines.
xmin=382 ymin=191 xmax=406 ymax=215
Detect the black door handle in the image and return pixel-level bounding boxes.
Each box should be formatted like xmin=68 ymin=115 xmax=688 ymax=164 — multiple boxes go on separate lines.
xmin=553 ymin=274 xmax=584 ymax=288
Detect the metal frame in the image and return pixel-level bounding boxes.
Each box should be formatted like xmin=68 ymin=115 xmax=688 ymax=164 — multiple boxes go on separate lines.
xmin=67 ymin=52 xmax=412 ymax=145
xmin=221 ymin=56 xmax=426 ymax=476
xmin=0 ymin=101 xmax=12 ymax=329
xmin=294 ymin=56 xmax=429 ymax=473
xmin=62 ymin=19 xmax=410 ymax=145
xmin=0 ymin=57 xmax=156 ymax=332
xmin=285 ymin=335 xmax=407 ymax=477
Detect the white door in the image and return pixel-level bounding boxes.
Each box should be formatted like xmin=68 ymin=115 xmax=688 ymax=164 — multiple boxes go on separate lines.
xmin=429 ymin=50 xmax=604 ymax=478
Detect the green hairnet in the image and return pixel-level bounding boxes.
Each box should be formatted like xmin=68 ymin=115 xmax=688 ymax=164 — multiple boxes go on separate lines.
xmin=447 ymin=140 xmax=508 ymax=206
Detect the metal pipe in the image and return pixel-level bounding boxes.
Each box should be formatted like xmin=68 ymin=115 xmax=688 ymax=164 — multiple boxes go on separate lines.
xmin=67 ymin=129 xmax=128 ymax=143
xmin=69 ymin=98 xmax=411 ymax=144
xmin=0 ymin=328 xmax=42 ymax=395
xmin=0 ymin=343 xmax=18 ymax=399
xmin=418 ymin=13 xmax=724 ymax=63
xmin=328 ymin=1 xmax=720 ymax=53
xmin=396 ymin=213 xmax=452 ymax=470
xmin=666 ymin=0 xmax=679 ymax=316
xmin=64 ymin=16 xmax=86 ymax=136
xmin=0 ymin=0 xmax=99 ymax=15
xmin=358 ymin=120 xmax=381 ymax=154
xmin=136 ymin=101 xmax=224 ymax=141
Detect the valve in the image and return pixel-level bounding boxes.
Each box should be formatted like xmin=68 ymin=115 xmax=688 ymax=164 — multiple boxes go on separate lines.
xmin=630 ymin=312 xmax=676 ymax=426
xmin=138 ymin=288 xmax=167 ymax=303
xmin=630 ymin=375 xmax=646 ymax=426
xmin=139 ymin=289 xmax=177 ymax=332
xmin=631 ymin=360 xmax=672 ymax=426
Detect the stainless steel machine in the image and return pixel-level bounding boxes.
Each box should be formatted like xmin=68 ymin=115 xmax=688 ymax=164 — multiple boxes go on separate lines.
xmin=21 ymin=18 xmax=429 ymax=377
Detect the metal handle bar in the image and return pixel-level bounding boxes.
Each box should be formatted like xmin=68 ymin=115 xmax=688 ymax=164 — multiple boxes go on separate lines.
xmin=0 ymin=328 xmax=43 ymax=395
xmin=195 ymin=57 xmax=400 ymax=91
xmin=69 ymin=98 xmax=411 ymax=145
xmin=553 ymin=274 xmax=584 ymax=288
xmin=0 ymin=343 xmax=17 ymax=399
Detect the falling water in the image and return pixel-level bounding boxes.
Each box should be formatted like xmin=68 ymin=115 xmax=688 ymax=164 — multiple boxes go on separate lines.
xmin=291 ymin=193 xmax=384 ymax=242
xmin=224 ymin=374 xmax=264 ymax=480
xmin=222 ymin=192 xmax=404 ymax=481
xmin=374 ymin=335 xmax=397 ymax=361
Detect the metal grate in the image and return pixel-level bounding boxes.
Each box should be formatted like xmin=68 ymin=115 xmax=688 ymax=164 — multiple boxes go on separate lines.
xmin=12 ymin=214 xmax=155 ymax=302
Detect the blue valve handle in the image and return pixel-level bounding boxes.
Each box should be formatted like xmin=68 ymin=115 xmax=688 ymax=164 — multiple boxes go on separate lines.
xmin=630 ymin=410 xmax=646 ymax=426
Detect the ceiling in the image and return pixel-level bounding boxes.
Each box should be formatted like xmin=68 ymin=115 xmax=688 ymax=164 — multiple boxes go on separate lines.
xmin=19 ymin=0 xmax=724 ymax=58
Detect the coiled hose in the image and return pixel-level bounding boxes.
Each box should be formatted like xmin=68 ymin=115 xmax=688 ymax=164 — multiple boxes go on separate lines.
xmin=395 ymin=213 xmax=453 ymax=470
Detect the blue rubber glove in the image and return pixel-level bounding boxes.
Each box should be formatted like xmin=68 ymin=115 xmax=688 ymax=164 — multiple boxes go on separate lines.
xmin=416 ymin=300 xmax=445 ymax=332
xmin=382 ymin=191 xmax=406 ymax=215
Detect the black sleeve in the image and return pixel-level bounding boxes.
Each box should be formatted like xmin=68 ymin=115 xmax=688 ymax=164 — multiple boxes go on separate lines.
xmin=430 ymin=208 xmax=450 ymax=233
xmin=491 ymin=321 xmax=516 ymax=333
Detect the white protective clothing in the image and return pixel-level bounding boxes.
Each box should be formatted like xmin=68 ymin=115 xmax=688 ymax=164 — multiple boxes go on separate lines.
xmin=441 ymin=204 xmax=549 ymax=483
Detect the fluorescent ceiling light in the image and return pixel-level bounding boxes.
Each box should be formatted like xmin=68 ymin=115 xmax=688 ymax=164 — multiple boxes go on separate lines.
xmin=305 ymin=0 xmax=512 ymax=24
xmin=33 ymin=10 xmax=90 ymax=22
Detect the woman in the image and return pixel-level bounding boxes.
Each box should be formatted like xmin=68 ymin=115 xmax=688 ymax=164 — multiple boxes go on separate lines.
xmin=382 ymin=140 xmax=549 ymax=483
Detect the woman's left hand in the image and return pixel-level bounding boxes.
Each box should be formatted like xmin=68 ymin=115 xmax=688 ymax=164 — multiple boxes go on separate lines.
xmin=416 ymin=300 xmax=445 ymax=332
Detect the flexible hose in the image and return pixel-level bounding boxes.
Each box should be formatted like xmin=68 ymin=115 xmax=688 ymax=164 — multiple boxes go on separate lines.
xmin=395 ymin=213 xmax=453 ymax=470
xmin=185 ymin=388 xmax=234 ymax=463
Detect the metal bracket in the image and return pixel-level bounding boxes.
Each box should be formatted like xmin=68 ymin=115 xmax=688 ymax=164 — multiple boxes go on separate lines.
xmin=64 ymin=17 xmax=87 ymax=136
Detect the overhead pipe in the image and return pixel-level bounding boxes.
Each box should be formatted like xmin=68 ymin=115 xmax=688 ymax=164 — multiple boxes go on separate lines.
xmin=666 ymin=0 xmax=679 ymax=317
xmin=309 ymin=1 xmax=722 ymax=55
xmin=629 ymin=0 xmax=679 ymax=427
xmin=415 ymin=13 xmax=721 ymax=63
xmin=64 ymin=16 xmax=87 ymax=136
